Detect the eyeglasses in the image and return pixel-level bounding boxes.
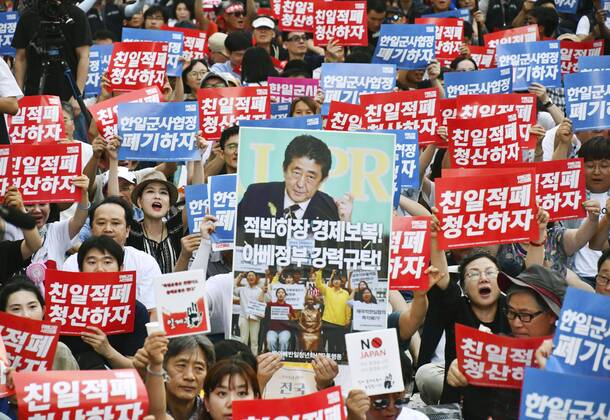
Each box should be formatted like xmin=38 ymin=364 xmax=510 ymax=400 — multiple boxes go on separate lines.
xmin=228 ymin=11 xmax=245 ymax=17
xmin=584 ymin=160 xmax=610 ymax=172
xmin=224 ymin=143 xmax=238 ymax=151
xmin=203 ymin=83 xmax=227 ymax=88
xmin=595 ymin=274 xmax=610 ymax=286
xmin=287 ymin=35 xmax=307 ymax=42
xmin=188 ymin=70 xmax=208 ymax=77
xmin=464 ymin=268 xmax=499 ymax=282
xmin=145 ymin=15 xmax=164 ymax=21
xmin=371 ymin=397 xmax=409 ymax=410
xmin=504 ymin=309 xmax=545 ymax=323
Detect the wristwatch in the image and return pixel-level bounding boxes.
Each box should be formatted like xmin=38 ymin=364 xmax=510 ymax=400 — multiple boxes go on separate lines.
xmin=542 ymin=100 xmax=553 ymax=109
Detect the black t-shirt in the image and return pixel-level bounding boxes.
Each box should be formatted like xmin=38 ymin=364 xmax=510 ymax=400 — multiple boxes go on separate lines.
xmin=87 ymin=4 xmax=125 ymax=42
xmin=0 ymin=240 xmax=25 ymax=287
xmin=11 ymin=5 xmax=92 ymax=100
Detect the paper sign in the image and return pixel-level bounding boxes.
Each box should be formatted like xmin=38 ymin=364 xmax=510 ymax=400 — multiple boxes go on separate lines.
xmin=389 ymin=216 xmax=430 ymax=290
xmin=240 ymin=115 xmax=322 ymax=130
xmin=496 ymin=40 xmax=561 ymax=91
xmin=422 ymin=8 xmax=471 ymax=22
xmin=262 ymin=362 xmax=317 ymax=399
xmin=565 ymin=69 xmax=610 ymax=131
xmin=184 ymin=183 xmax=209 ymax=233
xmin=0 ymin=12 xmax=18 ymax=56
xmin=556 ymin=0 xmax=579 ymax=14
xmin=271 ymin=102 xmax=291 ymax=119
xmin=484 ymin=25 xmax=539 ymax=53
xmin=578 ymin=55 xmax=610 ymax=72
xmin=270 ymin=306 xmax=291 ymax=320
xmin=85 ymin=44 xmax=113 ymax=98
xmin=560 ymin=40 xmax=604 ymax=74
xmin=153 ymin=270 xmax=210 ymax=337
xmin=122 ymin=27 xmax=184 ymax=77
xmin=106 ymin=42 xmax=169 ymax=92
xmin=198 ymin=86 xmax=270 ymax=140
xmin=14 ymin=369 xmax=148 ymax=419
xmin=345 ymin=329 xmax=405 ymax=395
xmin=351 ymin=302 xmax=387 ymax=331
xmin=45 ymin=269 xmax=136 ymax=335
xmin=325 ymin=101 xmax=363 ymax=131
xmin=209 ymin=174 xmax=237 ymax=251
xmin=391 ymin=129 xmax=419 ymax=205
xmin=271 ymin=284 xmax=306 ymax=310
xmin=7 ymin=95 xmax=66 ymax=144
xmin=165 ymin=26 xmax=207 ymax=61
xmin=415 ymin=17 xmax=464 ymax=67
xmin=313 ymin=1 xmax=367 ymax=46
xmin=0 ymin=143 xmax=82 ymax=204
xmin=469 ymin=45 xmax=496 ymax=70
xmin=444 ymin=66 xmax=513 ymax=98
xmin=268 ymin=77 xmax=319 ymax=104
xmin=117 ymin=102 xmax=199 ymax=161
xmin=436 ymin=98 xmax=456 ymax=147
xmin=246 ymin=299 xmax=267 ymax=319
xmin=455 ymin=324 xmax=544 ymax=389
xmin=373 ymin=24 xmax=436 ymax=69
xmin=546 ymin=287 xmax=610 ymax=378
xmin=89 ymin=86 xmax=163 ymax=140
xmin=272 ymin=0 xmax=314 ymax=32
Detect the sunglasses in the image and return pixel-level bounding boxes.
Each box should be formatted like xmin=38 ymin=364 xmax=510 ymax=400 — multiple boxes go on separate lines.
xmin=370 ymin=396 xmax=410 ymax=410
xmin=228 ymin=11 xmax=245 ymax=17
xmin=288 ymin=35 xmax=307 ymax=42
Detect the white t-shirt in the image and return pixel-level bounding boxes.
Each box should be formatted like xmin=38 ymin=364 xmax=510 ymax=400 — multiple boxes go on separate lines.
xmin=572 ymin=191 xmax=609 ymax=279
xmin=541 ymin=125 xmax=580 ymax=162
xmin=32 ymin=220 xmax=72 ymax=266
xmin=60 ymin=142 xmax=94 ymax=222
xmin=61 ymin=245 xmax=160 ymax=310
xmin=0 ymin=59 xmax=23 ymax=99
xmin=205 ymin=273 xmax=233 ymax=338
xmin=396 ymin=407 xmax=430 ymax=420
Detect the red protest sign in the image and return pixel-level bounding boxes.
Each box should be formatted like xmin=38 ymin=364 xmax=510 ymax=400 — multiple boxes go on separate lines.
xmin=164 ymin=26 xmax=207 ymax=61
xmin=560 ymin=40 xmax=604 ymax=74
xmin=272 ymin=0 xmax=314 ymax=32
xmin=313 ymin=1 xmax=367 ymax=46
xmin=468 ymin=45 xmax=495 ymax=69
xmin=435 ymin=168 xmax=537 ymax=249
xmin=484 ymin=25 xmax=539 ymax=54
xmin=268 ymin=76 xmax=319 ymax=104
xmin=325 ymin=101 xmax=363 ymax=131
xmin=0 ymin=312 xmax=60 ymax=398
xmin=198 ymin=86 xmax=270 ymax=140
xmin=107 ymin=41 xmax=169 ymax=92
xmin=436 ymin=98 xmax=457 ymax=147
xmin=14 ymin=369 xmax=148 ymax=419
xmin=0 ymin=337 xmax=9 ymax=398
xmin=455 ymin=324 xmax=546 ymax=389
xmin=504 ymin=159 xmax=587 ymax=221
xmin=457 ymin=93 xmax=537 ymax=149
xmin=389 ymin=216 xmax=431 ymax=291
xmin=0 ymin=143 xmax=82 ymax=205
xmin=415 ymin=17 xmax=464 ymax=67
xmin=89 ymin=87 xmax=163 ymax=140
xmin=7 ymin=95 xmax=66 ymax=144
xmin=233 ymin=385 xmax=345 ymax=420
xmin=45 ymin=269 xmax=136 ymax=336
xmin=361 ymin=88 xmax=439 ymax=145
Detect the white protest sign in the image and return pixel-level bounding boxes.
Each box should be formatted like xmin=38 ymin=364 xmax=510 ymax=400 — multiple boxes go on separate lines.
xmin=271 ymin=284 xmax=306 ymax=310
xmin=270 ymin=306 xmax=291 ymax=320
xmin=247 ymin=300 xmax=267 ymax=318
xmin=352 ymin=302 xmax=387 ymax=331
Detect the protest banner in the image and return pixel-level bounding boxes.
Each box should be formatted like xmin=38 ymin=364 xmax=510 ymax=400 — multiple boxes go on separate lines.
xmin=164 ymin=26 xmax=207 ymax=61
xmin=349 ymin=269 xmax=378 ymax=290
xmin=447 ymin=113 xmax=520 ymax=168
xmin=457 ymin=93 xmax=537 ymax=148
xmin=234 ymin=127 xmax=394 ymax=362
xmin=197 ymin=86 xmax=270 ymax=140
xmin=0 ymin=143 xmax=81 ymax=204
xmin=313 ymin=1 xmax=367 ymax=46
xmin=0 ymin=12 xmax=17 ymax=56
xmin=271 ymin=283 xmax=306 ymax=310
xmin=392 ymin=129 xmax=419 ymax=199
xmin=320 ymin=63 xmax=396 ymax=114
xmin=84 ymin=44 xmax=113 ymax=98
xmin=184 ymin=183 xmax=209 ymax=233
xmin=455 ymin=324 xmax=544 ymax=389
xmin=122 ymin=27 xmax=184 ymax=77
xmin=117 ymin=102 xmax=199 ymax=162
xmin=415 ymin=17 xmax=464 ymax=67
xmin=435 ymin=168 xmax=537 ymax=249
xmin=389 ymin=216 xmax=430 ymax=290
xmin=351 ymin=302 xmax=387 ymax=331
xmin=153 ymin=270 xmax=210 ymax=337
xmin=361 ymin=88 xmax=439 ymax=144
xmin=560 ymin=40 xmax=604 ymax=73
xmin=496 ymin=40 xmax=561 ymax=91
xmin=272 ymin=0 xmax=314 ymax=32
xmin=7 ymin=95 xmax=65 ymax=144
xmin=555 ymin=0 xmax=579 ymax=14
xmin=372 ymin=24 xmax=436 ymax=69
xmin=45 ymin=269 xmax=136 ymax=336
xmin=519 ymin=368 xmax=610 ymax=419
xmin=106 ymin=42 xmax=168 ymax=92
xmin=271 ymin=102 xmax=291 ymax=119
xmin=483 ymin=24 xmax=539 ymax=53
xmin=546 ymin=287 xmax=610 ymax=378
xmin=422 ymin=8 xmax=471 ymax=21
xmin=209 ymin=174 xmax=237 ymax=251
xmin=240 ymin=115 xmax=322 ymax=130
xmin=564 ymin=69 xmax=610 ymax=131
xmin=262 ymin=362 xmax=318 ymax=399
xmin=345 ymin=329 xmax=405 ymax=395
xmin=0 ymin=312 xmax=59 ymax=397
xmin=436 ymin=98 xmax=457 ymax=147
xmin=14 ymin=369 xmax=148 ymax=419
xmin=233 ymin=385 xmax=345 ymax=420
xmin=444 ymin=66 xmax=512 ymax=98
xmin=0 ymin=337 xmax=9 ymax=398
xmin=268 ymin=77 xmax=319 ymax=104
xmin=325 ymin=101 xmax=363 ymax=131
xmin=89 ymin=87 xmax=164 ymax=140
xmin=578 ymin=54 xmax=610 ymax=72
xmin=468 ymin=45 xmax=495 ymax=69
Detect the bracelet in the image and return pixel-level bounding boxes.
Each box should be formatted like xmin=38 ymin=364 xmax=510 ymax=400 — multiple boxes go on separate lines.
xmin=146 ymin=364 xmax=166 ymax=377
xmin=542 ymin=100 xmax=553 ymax=109
xmin=529 ymin=237 xmax=547 ymax=247
xmin=77 ymin=201 xmax=91 ymax=211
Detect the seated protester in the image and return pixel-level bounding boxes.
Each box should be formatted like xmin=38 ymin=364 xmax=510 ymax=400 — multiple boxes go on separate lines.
xmin=263 ymin=287 xmax=296 ymax=352
xmin=595 ymin=249 xmax=610 ymax=296
xmin=0 ymin=187 xmax=43 ymax=286
xmin=61 ymin=196 xmax=161 ymax=314
xmin=210 ymin=31 xmax=252 ymax=81
xmin=446 ymin=265 xmax=566 ymax=420
xmin=204 ymin=125 xmax=239 ymax=180
xmin=346 ymin=351 xmax=430 ymax=420
xmin=290 ymin=96 xmax=320 ymax=117
xmin=0 ymin=276 xmax=79 ymax=370
xmin=139 ymin=332 xmax=216 ymax=420
xmin=59 ymin=235 xmax=148 ymax=370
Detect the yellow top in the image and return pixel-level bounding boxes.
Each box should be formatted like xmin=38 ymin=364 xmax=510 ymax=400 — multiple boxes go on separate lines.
xmin=315 ymin=270 xmax=351 ymax=326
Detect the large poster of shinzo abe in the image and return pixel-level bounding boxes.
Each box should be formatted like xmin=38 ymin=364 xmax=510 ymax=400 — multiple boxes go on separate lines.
xmin=231 ymin=127 xmax=395 ymax=363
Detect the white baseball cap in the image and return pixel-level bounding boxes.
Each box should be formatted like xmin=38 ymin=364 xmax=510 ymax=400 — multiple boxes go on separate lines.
xmin=252 ymin=16 xmax=275 ymax=30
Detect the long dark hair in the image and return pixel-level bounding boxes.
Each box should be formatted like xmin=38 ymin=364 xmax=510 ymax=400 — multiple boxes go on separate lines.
xmin=241 ymin=47 xmax=279 ymax=84
xmin=182 ymin=59 xmax=209 ymax=94
xmin=0 ymin=275 xmax=44 ymax=311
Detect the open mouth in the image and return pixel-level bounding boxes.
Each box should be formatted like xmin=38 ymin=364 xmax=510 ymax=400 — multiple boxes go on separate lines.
xmin=478 ymin=286 xmax=492 ymax=298
xmin=151 ymin=202 xmax=163 ymax=211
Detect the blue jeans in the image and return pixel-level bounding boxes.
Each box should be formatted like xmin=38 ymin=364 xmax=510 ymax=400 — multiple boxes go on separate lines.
xmin=266 ymin=330 xmax=291 ymax=352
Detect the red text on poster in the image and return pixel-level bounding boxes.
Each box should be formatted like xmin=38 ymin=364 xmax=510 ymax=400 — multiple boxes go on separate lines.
xmin=415 ymin=17 xmax=464 ymax=67
xmin=325 ymin=101 xmax=363 ymax=131
xmin=107 ymin=41 xmax=169 ymax=92
xmin=389 ymin=216 xmax=431 ymax=291
xmin=45 ymin=269 xmax=136 ymax=336
xmin=313 ymin=1 xmax=367 ymax=46
xmin=7 ymin=95 xmax=66 ymax=144
xmin=272 ymin=0 xmax=314 ymax=32
xmin=560 ymin=40 xmax=604 ymax=74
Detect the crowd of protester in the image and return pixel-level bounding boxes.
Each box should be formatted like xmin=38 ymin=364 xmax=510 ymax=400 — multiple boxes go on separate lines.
xmin=0 ymin=0 xmax=609 ymax=418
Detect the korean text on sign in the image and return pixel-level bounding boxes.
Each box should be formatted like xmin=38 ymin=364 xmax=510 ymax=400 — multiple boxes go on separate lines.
xmin=313 ymin=1 xmax=367 ymax=46
xmin=272 ymin=0 xmax=314 ymax=32
xmin=167 ymin=26 xmax=207 ymax=61
xmin=184 ymin=183 xmax=209 ymax=234
xmin=388 ymin=129 xmax=419 ymax=204
xmin=45 ymin=269 xmax=136 ymax=336
xmin=209 ymin=174 xmax=238 ymax=251
xmin=85 ymin=44 xmax=113 ymax=98
xmin=7 ymin=95 xmax=66 ymax=144
xmin=456 ymin=324 xmax=544 ymax=389
xmin=444 ymin=67 xmax=513 ymax=98
xmin=325 ymin=101 xmax=363 ymax=131
xmin=106 ymin=41 xmax=169 ymax=93
xmin=0 ymin=143 xmax=81 ymax=205
xmin=484 ymin=24 xmax=539 ymax=53
xmin=372 ymin=24 xmax=435 ymax=70
xmin=267 ymin=77 xmax=319 ymax=104
xmin=389 ymin=216 xmax=430 ymax=290
xmin=414 ymin=17 xmax=464 ymax=67
xmin=560 ymin=40 xmax=604 ymax=74
xmin=0 ymin=12 xmax=18 ymax=56
xmin=564 ymin=69 xmax=610 ymax=131
xmin=122 ymin=27 xmax=184 ymax=77
xmin=496 ymin=40 xmax=561 ymax=91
